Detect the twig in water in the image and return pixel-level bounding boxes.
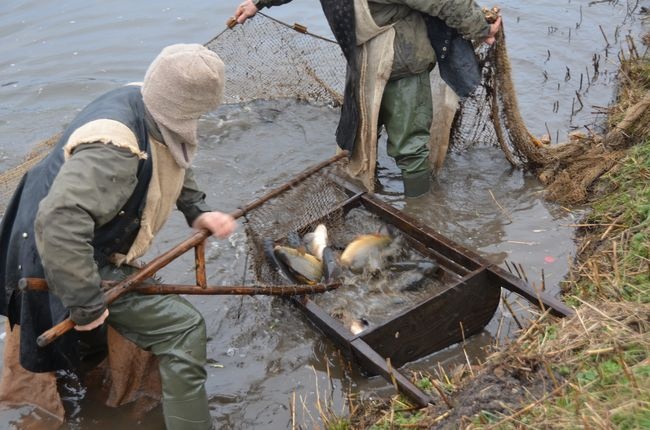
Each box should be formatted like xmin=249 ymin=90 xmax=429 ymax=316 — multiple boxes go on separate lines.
xmin=579 ymin=73 xmax=583 ymax=91
xmin=488 ymin=189 xmax=512 ymax=221
xmin=504 ymin=260 xmax=514 ymax=275
xmin=592 ymin=53 xmax=601 ymax=76
xmin=575 ymin=91 xmax=584 ymax=112
xmin=502 ymin=295 xmax=524 ymax=330
xmin=577 ymin=5 xmax=583 ymax=28
xmin=571 ymin=97 xmax=576 ymax=118
xmin=544 ymin=122 xmax=552 ymax=144
xmin=511 ymin=261 xmax=524 ymax=280
xmin=599 ymin=24 xmax=610 ymax=48
xmin=516 ymin=263 xmax=529 ymax=283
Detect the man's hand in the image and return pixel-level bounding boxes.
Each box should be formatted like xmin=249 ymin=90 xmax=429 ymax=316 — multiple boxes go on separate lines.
xmin=74 ymin=308 xmax=109 ymax=331
xmin=193 ymin=211 xmax=237 ymax=239
xmin=233 ymin=0 xmax=259 ymax=25
xmin=483 ymin=16 xmax=502 ymax=45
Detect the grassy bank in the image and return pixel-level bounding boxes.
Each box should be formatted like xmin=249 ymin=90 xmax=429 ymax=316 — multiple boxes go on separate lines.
xmin=315 ymin=35 xmax=650 ymax=430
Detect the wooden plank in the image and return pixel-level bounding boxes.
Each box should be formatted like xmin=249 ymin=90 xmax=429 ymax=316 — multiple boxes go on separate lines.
xmin=487 ymin=266 xmax=574 ymax=318
xmin=360 ymin=269 xmax=500 ymax=368
xmin=291 ymin=296 xmax=433 ymax=407
xmin=291 ymin=296 xmax=356 ymax=357
xmin=350 ymin=338 xmax=433 ymax=408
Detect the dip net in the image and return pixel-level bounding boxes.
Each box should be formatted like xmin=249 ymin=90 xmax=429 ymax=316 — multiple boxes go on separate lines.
xmin=2 ymin=10 xmax=648 ymax=213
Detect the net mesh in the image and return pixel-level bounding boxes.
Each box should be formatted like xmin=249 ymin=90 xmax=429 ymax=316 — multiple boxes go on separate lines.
xmin=242 ymin=161 xmax=349 ymax=285
xmin=206 ymin=14 xmax=345 ymax=106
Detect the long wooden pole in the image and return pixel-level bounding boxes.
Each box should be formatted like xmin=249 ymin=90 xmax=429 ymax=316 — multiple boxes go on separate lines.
xmin=20 ymin=277 xmax=340 ymax=296
xmin=36 ymin=151 xmax=348 ymax=348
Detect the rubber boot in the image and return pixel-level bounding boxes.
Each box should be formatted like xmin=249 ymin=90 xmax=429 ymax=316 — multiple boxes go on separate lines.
xmin=163 ymin=387 xmax=212 ymax=430
xmin=403 ymin=169 xmax=432 ymax=198
xmin=378 ymin=70 xmax=433 ymax=197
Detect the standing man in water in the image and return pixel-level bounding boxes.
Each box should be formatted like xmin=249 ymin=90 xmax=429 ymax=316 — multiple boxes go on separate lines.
xmin=0 ymin=43 xmax=234 ymax=429
xmin=233 ymin=0 xmax=501 ymax=198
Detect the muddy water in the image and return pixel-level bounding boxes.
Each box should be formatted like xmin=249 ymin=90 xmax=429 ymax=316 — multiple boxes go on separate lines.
xmin=0 ymin=0 xmax=646 ymax=428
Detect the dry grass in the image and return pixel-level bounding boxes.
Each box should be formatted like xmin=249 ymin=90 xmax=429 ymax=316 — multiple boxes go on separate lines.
xmin=315 ymin=35 xmax=650 ymax=430
xmin=304 ymin=34 xmax=650 ymax=430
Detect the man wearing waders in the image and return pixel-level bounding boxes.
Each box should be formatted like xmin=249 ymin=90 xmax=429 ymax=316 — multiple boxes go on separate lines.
xmin=0 ymin=44 xmax=235 ymax=429
xmin=234 ymin=0 xmax=501 ymax=198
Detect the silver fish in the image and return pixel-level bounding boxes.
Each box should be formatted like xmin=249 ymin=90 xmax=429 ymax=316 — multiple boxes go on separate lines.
xmin=274 ymin=245 xmax=323 ymax=285
xmin=263 ymin=238 xmax=298 ymax=283
xmin=321 ymin=246 xmax=341 ymax=281
xmin=387 ymin=260 xmax=441 ymax=292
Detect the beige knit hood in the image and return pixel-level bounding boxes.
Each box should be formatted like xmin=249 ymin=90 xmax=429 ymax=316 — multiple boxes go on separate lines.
xmin=142 ymin=43 xmax=224 ymax=168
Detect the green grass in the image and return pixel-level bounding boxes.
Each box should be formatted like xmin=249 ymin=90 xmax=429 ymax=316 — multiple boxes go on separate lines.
xmin=568 ymin=140 xmax=650 ymax=304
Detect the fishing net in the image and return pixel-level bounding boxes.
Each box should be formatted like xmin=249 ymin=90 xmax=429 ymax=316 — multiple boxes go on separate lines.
xmin=240 ymin=156 xmax=450 ymax=329
xmin=2 ymin=11 xmax=648 ymax=213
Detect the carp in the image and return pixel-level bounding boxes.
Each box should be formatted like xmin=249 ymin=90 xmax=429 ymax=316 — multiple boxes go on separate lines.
xmin=263 ymin=238 xmax=298 ymax=283
xmin=273 ymin=245 xmax=323 ymax=285
xmin=340 ymin=232 xmax=392 ymax=273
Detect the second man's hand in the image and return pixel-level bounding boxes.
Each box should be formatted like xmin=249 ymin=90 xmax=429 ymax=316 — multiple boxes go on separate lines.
xmin=193 ymin=211 xmax=237 ymax=239
xmin=483 ymin=16 xmax=502 ymax=46
xmin=233 ymin=0 xmax=259 ymax=25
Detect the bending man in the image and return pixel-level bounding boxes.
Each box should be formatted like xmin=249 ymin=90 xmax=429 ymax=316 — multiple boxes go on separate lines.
xmin=0 ymin=44 xmax=234 ymax=429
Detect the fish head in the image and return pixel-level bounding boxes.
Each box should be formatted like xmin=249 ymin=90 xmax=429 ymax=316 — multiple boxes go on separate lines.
xmin=304 ymin=223 xmax=328 ymax=260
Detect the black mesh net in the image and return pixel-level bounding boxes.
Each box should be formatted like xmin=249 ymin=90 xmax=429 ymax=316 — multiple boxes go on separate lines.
xmin=206 ymin=13 xmax=345 ymax=106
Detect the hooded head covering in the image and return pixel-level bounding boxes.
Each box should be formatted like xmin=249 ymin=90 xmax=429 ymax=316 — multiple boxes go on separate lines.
xmin=142 ymin=43 xmax=224 ymax=168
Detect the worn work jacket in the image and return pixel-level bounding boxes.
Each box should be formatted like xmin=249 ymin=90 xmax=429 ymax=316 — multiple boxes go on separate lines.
xmin=0 ymin=85 xmax=210 ymax=372
xmin=256 ymin=0 xmax=489 ymax=182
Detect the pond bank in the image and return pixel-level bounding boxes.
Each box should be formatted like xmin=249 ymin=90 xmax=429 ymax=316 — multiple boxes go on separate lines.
xmin=330 ymin=31 xmax=650 ymax=430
